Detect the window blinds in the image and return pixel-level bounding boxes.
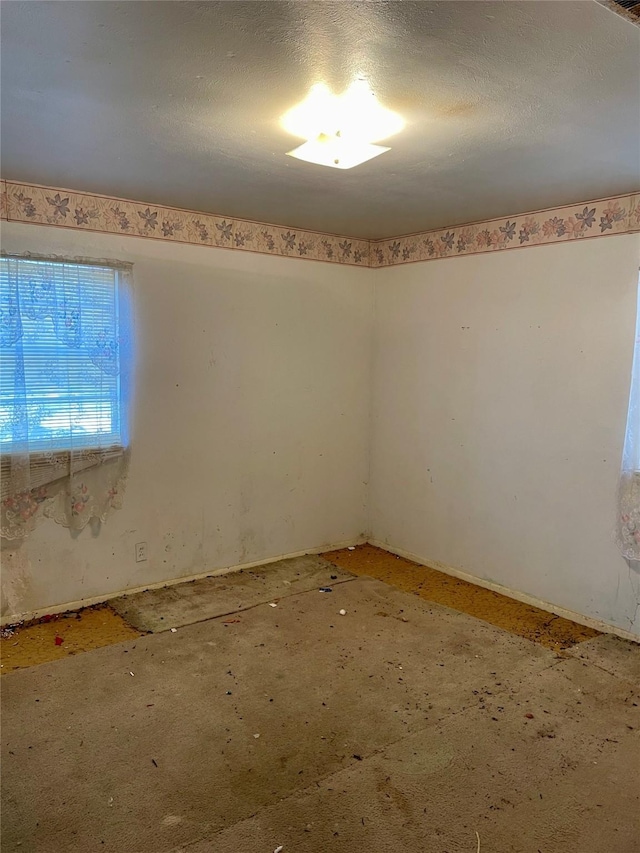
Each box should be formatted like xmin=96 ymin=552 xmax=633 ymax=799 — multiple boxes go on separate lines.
xmin=0 ymin=257 xmax=126 ymax=453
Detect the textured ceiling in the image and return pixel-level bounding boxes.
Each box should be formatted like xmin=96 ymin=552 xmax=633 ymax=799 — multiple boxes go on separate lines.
xmin=1 ymin=1 xmax=639 ymax=239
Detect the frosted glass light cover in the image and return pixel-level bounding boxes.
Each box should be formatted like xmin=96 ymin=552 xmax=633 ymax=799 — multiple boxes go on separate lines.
xmin=287 ymin=135 xmax=390 ymax=170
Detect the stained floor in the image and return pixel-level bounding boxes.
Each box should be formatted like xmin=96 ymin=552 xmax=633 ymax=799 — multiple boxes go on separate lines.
xmin=0 ymin=604 xmax=141 ymax=674
xmin=323 ymin=544 xmax=600 ymax=652
xmin=109 ymin=554 xmax=354 ymax=633
xmin=1 ymin=545 xmax=599 ymax=674
xmin=2 ymin=552 xmax=639 ymax=853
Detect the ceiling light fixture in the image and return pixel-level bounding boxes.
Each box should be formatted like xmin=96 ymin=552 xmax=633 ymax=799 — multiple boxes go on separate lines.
xmin=288 ymin=133 xmax=390 ymax=170
xmin=281 ymin=80 xmax=403 ymax=170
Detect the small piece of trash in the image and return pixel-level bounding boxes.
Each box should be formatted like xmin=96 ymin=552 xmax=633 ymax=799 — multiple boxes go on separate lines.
xmin=108 ymin=797 xmax=114 ymax=807
xmin=330 ymin=575 xmax=337 ymax=580
xmin=54 ymin=636 xmax=64 ymax=646
xmin=274 ymin=847 xmax=284 ymax=853
xmin=253 ymin=733 xmax=260 ymax=739
xmin=524 ymin=713 xmax=534 ymax=719
xmin=129 ymin=671 xmax=135 ymax=677
xmin=339 ymin=609 xmax=346 ymax=616
xmin=268 ymin=602 xmax=278 ymax=608
xmin=347 ymin=546 xmax=356 ymax=550
xmin=319 ymin=587 xmax=333 ymax=593
xmin=170 ymin=628 xmax=177 ymax=633
xmin=226 ymin=691 xmax=232 ymax=695
xmin=222 ymin=618 xmax=241 ymax=623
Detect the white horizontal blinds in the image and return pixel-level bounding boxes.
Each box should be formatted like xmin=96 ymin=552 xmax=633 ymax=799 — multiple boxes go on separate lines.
xmin=0 ymin=258 xmax=122 ymax=453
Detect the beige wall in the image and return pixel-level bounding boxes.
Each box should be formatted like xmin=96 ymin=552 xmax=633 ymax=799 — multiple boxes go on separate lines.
xmin=3 ymin=221 xmax=639 ymax=638
xmin=370 ymin=235 xmax=640 ymax=637
xmin=1 ymin=223 xmax=373 ymax=620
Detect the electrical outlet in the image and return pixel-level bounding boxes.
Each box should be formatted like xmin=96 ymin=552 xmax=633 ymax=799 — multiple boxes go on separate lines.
xmin=135 ymin=542 xmax=148 ymax=562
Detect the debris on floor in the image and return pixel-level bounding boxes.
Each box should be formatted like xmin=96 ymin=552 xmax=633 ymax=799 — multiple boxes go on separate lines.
xmin=2 ymin=574 xmax=638 ymax=852
xmin=0 ymin=604 xmax=142 ymax=674
xmin=322 ymin=544 xmax=601 ymax=651
xmin=109 ymin=554 xmax=354 ymax=634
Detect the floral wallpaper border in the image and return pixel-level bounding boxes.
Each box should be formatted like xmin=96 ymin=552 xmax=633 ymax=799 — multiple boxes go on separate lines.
xmin=1 ymin=180 xmax=638 ymax=269
xmin=370 ymin=193 xmax=640 ymax=268
xmin=0 ymin=180 xmax=370 ymax=267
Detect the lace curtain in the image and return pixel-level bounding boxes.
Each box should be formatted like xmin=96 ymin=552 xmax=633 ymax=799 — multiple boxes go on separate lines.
xmin=0 ymin=255 xmax=132 ymax=540
xmin=616 ymin=277 xmax=640 ymax=559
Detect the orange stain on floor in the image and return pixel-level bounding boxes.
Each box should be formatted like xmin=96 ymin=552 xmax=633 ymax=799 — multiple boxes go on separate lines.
xmin=322 ymin=544 xmax=599 ymax=652
xmin=2 ymin=544 xmax=600 ymax=673
xmin=1 ymin=604 xmax=142 ymax=674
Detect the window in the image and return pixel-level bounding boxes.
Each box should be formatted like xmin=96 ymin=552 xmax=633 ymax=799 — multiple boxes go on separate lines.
xmin=621 ymin=276 xmax=640 ymax=474
xmin=616 ymin=273 xmax=640 ymax=559
xmin=0 ymin=257 xmax=130 ymax=453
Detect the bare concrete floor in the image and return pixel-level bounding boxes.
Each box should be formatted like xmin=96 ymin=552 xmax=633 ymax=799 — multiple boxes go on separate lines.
xmin=2 ymin=561 xmax=639 ymax=853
